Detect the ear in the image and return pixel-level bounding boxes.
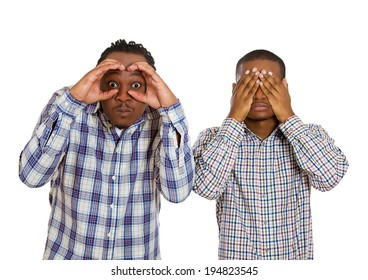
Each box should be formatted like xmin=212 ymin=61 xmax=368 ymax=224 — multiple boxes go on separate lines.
xmin=282 ymin=78 xmax=288 ymax=88
xmin=232 ymin=83 xmax=237 ymax=93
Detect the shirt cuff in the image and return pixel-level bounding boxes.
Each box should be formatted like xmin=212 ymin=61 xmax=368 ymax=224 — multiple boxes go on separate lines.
xmin=279 ymin=115 xmax=308 ymax=140
xmin=157 ymin=100 xmax=185 ymax=125
xmin=56 ymin=87 xmax=87 ymax=119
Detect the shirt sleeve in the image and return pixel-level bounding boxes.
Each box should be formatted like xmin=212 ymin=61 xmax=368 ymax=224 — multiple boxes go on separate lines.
xmin=192 ymin=118 xmax=243 ymax=200
xmin=19 ymin=87 xmax=87 ymax=188
xmin=154 ymin=101 xmax=195 ymax=203
xmin=279 ymin=115 xmax=349 ymax=192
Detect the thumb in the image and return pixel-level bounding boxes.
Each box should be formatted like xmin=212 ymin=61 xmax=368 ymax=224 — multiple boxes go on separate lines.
xmin=127 ymin=90 xmax=147 ymax=103
xmin=99 ymin=89 xmax=118 ymax=101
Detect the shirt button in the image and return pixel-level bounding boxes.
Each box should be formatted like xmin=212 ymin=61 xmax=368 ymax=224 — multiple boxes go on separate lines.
xmin=110 ymin=204 xmax=114 ymax=209
xmin=112 ymin=175 xmax=116 ymax=181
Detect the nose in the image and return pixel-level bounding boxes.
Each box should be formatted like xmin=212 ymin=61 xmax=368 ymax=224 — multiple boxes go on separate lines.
xmin=254 ymin=86 xmax=266 ymax=100
xmin=115 ymin=86 xmax=131 ymax=102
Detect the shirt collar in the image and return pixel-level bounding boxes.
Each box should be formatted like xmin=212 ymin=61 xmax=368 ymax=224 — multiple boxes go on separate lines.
xmin=243 ymin=123 xmax=283 ymax=140
xmin=85 ymin=101 xmax=100 ymax=114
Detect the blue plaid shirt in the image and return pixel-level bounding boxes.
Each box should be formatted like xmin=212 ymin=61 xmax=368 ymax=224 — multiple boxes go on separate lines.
xmin=19 ymin=87 xmax=194 ymax=260
xmin=193 ymin=117 xmax=348 ymax=260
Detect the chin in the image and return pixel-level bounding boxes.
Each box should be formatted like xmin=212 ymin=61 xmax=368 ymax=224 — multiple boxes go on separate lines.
xmin=247 ymin=114 xmax=277 ymax=122
xmin=115 ymin=123 xmax=131 ymax=129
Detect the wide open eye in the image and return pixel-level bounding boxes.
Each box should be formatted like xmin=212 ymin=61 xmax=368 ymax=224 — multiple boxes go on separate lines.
xmin=131 ymin=82 xmax=141 ymax=89
xmin=108 ymin=81 xmax=120 ymax=89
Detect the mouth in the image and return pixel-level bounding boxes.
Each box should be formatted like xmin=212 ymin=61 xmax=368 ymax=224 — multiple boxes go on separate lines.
xmin=114 ymin=106 xmax=133 ymax=117
xmin=250 ymin=102 xmax=270 ymax=112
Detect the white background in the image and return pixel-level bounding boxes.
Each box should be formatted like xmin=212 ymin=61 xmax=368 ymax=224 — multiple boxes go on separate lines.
xmin=0 ymin=0 xmax=366 ymax=279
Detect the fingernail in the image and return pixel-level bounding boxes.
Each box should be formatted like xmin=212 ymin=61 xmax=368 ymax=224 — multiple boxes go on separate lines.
xmin=252 ymin=67 xmax=258 ymax=72
xmin=255 ymin=71 xmax=260 ymax=76
xmin=268 ymin=71 xmax=273 ymax=76
xmin=259 ymin=73 xmax=264 ymax=78
xmin=261 ymin=70 xmax=267 ymax=75
xmin=245 ymin=70 xmax=250 ymax=75
xmin=256 ymin=80 xmax=260 ymax=84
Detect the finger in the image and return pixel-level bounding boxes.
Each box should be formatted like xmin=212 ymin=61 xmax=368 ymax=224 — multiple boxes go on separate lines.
xmin=127 ymin=61 xmax=153 ymax=71
xmin=233 ymin=68 xmax=259 ymax=96
xmin=127 ymin=90 xmax=147 ymax=103
xmin=232 ymin=70 xmax=250 ymax=94
xmin=259 ymin=81 xmax=277 ymax=106
xmin=98 ymin=89 xmax=119 ymax=101
xmin=98 ymin=59 xmax=126 ymax=70
xmin=242 ymin=70 xmax=260 ymax=96
xmin=90 ymin=63 xmax=125 ymax=81
xmin=259 ymin=71 xmax=278 ymax=95
xmin=259 ymin=80 xmax=272 ymax=97
xmin=127 ymin=62 xmax=155 ymax=75
xmin=263 ymin=71 xmax=284 ymax=92
xmin=250 ymin=79 xmax=261 ymax=96
xmin=259 ymin=78 xmax=276 ymax=96
xmin=128 ymin=90 xmax=161 ymax=108
xmin=128 ymin=63 xmax=161 ymax=84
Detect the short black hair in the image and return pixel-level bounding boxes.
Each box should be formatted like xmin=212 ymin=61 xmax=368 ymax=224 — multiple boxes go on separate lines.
xmin=97 ymin=39 xmax=156 ymax=70
xmin=236 ymin=49 xmax=285 ymax=79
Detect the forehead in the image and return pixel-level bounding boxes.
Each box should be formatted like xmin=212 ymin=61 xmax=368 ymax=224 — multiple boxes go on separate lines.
xmin=105 ymin=52 xmax=147 ymax=67
xmin=239 ymin=59 xmax=281 ymax=76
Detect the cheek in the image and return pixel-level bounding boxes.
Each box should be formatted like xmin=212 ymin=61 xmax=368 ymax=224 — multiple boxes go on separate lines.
xmin=136 ymin=102 xmax=147 ymax=112
xmin=101 ymin=100 xmax=115 ymax=115
xmin=133 ymin=102 xmax=147 ymax=117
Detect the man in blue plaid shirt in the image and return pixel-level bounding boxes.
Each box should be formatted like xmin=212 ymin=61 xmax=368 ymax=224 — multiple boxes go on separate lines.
xmin=193 ymin=50 xmax=348 ymax=259
xmin=19 ymin=39 xmax=194 ymax=260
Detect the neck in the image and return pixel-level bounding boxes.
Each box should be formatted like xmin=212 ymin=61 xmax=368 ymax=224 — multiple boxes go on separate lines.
xmin=245 ymin=117 xmax=279 ymax=140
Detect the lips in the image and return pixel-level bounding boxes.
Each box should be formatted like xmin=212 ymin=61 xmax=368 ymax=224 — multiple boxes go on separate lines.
xmin=251 ymin=102 xmax=270 ymax=111
xmin=251 ymin=102 xmax=270 ymax=108
xmin=114 ymin=106 xmax=133 ymax=117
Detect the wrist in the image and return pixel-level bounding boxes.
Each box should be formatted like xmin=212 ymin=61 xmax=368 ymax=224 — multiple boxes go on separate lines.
xmin=160 ymin=93 xmax=178 ymax=108
xmin=277 ymin=111 xmax=295 ymax=123
xmin=70 ymin=86 xmax=85 ymax=103
xmin=227 ymin=112 xmax=245 ymax=123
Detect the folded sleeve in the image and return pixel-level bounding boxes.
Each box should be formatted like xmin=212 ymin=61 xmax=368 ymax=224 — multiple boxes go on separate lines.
xmin=279 ymin=115 xmax=349 ymax=192
xmin=19 ymin=87 xmax=87 ymax=188
xmin=193 ymin=118 xmax=243 ymax=200
xmin=154 ymin=101 xmax=195 ymax=203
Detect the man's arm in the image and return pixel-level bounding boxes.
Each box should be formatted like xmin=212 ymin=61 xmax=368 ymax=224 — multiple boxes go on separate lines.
xmin=19 ymin=58 xmax=126 ymax=188
xmin=154 ymin=101 xmax=194 ymax=203
xmin=259 ymin=71 xmax=348 ymax=190
xmin=128 ymin=62 xmax=195 ymax=203
xmin=193 ymin=69 xmax=260 ymax=200
xmin=280 ymin=115 xmax=349 ymax=191
xmin=193 ymin=119 xmax=243 ymax=200
xmin=19 ymin=88 xmax=86 ymax=187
